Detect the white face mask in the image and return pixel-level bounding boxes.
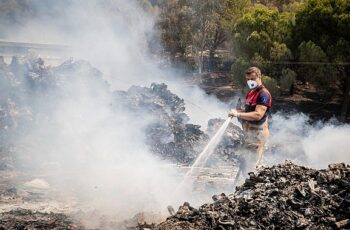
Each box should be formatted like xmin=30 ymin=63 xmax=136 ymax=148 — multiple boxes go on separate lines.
xmin=247 ymin=80 xmax=258 ymax=89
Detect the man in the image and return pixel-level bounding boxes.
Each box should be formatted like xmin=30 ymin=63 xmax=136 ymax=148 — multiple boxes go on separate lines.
xmin=229 ymin=67 xmax=272 ymax=171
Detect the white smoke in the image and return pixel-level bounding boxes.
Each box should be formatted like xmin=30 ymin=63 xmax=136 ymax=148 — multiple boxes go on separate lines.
xmin=302 ymin=123 xmax=350 ymax=168
xmin=1 ymin=0 xmax=229 ymax=222
xmin=266 ymin=113 xmax=350 ymax=169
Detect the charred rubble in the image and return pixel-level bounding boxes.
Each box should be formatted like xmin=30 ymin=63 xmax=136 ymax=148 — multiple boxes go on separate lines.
xmin=114 ymin=83 xmax=209 ymax=164
xmin=154 ymin=161 xmax=350 ymax=230
xmin=0 ymin=209 xmax=84 ymax=230
xmin=206 ymin=118 xmax=242 ymax=163
xmin=114 ymin=84 xmax=243 ymax=164
xmin=0 ymin=55 xmax=242 ymax=166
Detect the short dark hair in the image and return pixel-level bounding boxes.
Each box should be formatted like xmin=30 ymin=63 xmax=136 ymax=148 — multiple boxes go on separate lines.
xmin=245 ymin=67 xmax=261 ymax=78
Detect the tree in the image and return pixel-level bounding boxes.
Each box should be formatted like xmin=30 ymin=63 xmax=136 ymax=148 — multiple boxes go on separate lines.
xmin=280 ymin=68 xmax=296 ymax=95
xmin=157 ymin=0 xmax=192 ymax=62
xmin=223 ymin=0 xmax=251 ymax=24
xmin=262 ymin=75 xmax=280 ymax=97
xmin=230 ymin=4 xmax=293 ymax=83
xmin=231 ymin=57 xmax=250 ymax=88
xmin=251 ymin=0 xmax=305 ymax=11
xmin=297 ymin=41 xmax=338 ymax=85
xmin=190 ymin=0 xmax=251 ymax=73
xmin=293 ymin=0 xmax=350 ymax=121
xmin=157 ymin=0 xmax=250 ymax=73
xmin=232 ymin=5 xmax=292 ymax=61
xmin=188 ymin=0 xmax=223 ymax=73
xmin=293 ymin=0 xmax=350 ymax=59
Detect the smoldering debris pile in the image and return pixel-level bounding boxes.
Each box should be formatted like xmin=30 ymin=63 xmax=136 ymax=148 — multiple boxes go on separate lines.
xmin=0 ymin=209 xmax=84 ymax=229
xmin=115 ymin=85 xmax=243 ymax=164
xmin=206 ymin=118 xmax=242 ymax=163
xmin=114 ymin=83 xmax=209 ymax=164
xmin=154 ymin=161 xmax=350 ymax=230
xmin=0 ymin=56 xmax=109 ymax=138
xmin=0 ymin=55 xmax=241 ymax=166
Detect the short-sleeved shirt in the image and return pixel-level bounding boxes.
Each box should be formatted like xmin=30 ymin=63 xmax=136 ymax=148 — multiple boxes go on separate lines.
xmin=244 ymin=85 xmax=272 ymax=125
xmin=256 ymin=90 xmax=271 ymax=107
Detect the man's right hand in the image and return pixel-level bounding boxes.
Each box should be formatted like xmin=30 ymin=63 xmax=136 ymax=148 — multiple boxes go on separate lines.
xmin=228 ymin=109 xmax=239 ymax=117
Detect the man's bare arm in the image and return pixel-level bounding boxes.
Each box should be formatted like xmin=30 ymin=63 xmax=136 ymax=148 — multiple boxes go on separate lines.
xmin=238 ymin=105 xmax=267 ymax=121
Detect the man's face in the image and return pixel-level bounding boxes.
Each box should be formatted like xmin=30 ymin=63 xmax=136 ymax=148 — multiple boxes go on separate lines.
xmin=245 ymin=72 xmax=260 ymax=82
xmin=245 ymin=72 xmax=261 ymax=88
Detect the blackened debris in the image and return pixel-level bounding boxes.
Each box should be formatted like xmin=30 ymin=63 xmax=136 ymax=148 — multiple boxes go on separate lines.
xmin=0 ymin=209 xmax=84 ymax=230
xmin=206 ymin=118 xmax=242 ymax=163
xmin=155 ymin=161 xmax=350 ymax=230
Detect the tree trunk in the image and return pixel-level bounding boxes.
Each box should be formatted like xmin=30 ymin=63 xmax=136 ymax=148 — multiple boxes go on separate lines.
xmin=340 ymin=76 xmax=350 ymax=122
xmin=199 ymin=32 xmax=206 ymax=74
xmin=199 ymin=50 xmax=203 ymax=74
xmin=209 ymin=48 xmax=215 ymax=72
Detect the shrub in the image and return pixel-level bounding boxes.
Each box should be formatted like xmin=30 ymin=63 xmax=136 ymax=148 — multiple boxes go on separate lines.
xmin=262 ymin=75 xmax=279 ymax=97
xmin=280 ymin=68 xmax=296 ymax=93
xmin=231 ymin=57 xmax=249 ymax=88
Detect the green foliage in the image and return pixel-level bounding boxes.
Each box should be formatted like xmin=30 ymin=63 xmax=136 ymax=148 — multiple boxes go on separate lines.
xmin=291 ymin=0 xmax=350 ymax=87
xmin=157 ymin=0 xmax=235 ymax=72
xmin=231 ymin=57 xmax=249 ymax=88
xmin=262 ymin=75 xmax=280 ymax=97
xmin=293 ymin=0 xmax=350 ymax=61
xmin=232 ymin=5 xmax=293 ymax=61
xmin=252 ymin=0 xmax=305 ymax=11
xmin=222 ymin=0 xmax=251 ymax=27
xmin=250 ymin=53 xmax=266 ymax=69
xmin=282 ymin=1 xmax=305 ymax=13
xmin=188 ymin=0 xmax=226 ymax=72
xmin=268 ymin=42 xmax=293 ymax=77
xmin=280 ymin=68 xmax=296 ymax=91
xmin=297 ymin=41 xmax=339 ymax=85
xmin=298 ymin=41 xmax=327 ymax=62
xmin=270 ymin=42 xmax=292 ymax=61
xmin=157 ymin=0 xmax=192 ymax=58
xmin=327 ymin=38 xmax=350 ymax=63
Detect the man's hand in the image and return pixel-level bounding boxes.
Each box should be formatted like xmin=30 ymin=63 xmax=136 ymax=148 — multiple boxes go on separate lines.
xmin=228 ymin=109 xmax=239 ymax=117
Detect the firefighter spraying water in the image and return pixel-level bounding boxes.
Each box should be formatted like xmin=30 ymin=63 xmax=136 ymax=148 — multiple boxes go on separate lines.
xmin=229 ymin=67 xmax=272 ymax=184
xmin=180 ymin=67 xmax=272 ymax=189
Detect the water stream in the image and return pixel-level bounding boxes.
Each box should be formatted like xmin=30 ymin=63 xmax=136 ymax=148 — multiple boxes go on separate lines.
xmin=181 ymin=117 xmax=232 ymax=185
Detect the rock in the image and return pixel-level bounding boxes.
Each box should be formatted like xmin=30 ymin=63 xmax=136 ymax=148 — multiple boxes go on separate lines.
xmin=23 ymin=178 xmax=50 ymax=190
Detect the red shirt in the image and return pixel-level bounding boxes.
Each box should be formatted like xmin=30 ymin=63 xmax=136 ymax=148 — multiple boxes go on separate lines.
xmin=244 ymin=85 xmax=272 ymax=125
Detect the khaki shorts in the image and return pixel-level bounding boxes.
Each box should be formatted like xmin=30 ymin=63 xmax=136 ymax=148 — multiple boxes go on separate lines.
xmin=235 ymin=120 xmax=269 ymax=180
xmin=242 ymin=120 xmax=269 ymax=149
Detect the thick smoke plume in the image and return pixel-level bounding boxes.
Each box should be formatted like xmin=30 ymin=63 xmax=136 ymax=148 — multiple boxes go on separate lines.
xmin=0 ymin=0 xmax=176 ymax=221
xmin=267 ymin=113 xmax=350 ymax=169
xmin=0 ymin=0 xmax=230 ymax=221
